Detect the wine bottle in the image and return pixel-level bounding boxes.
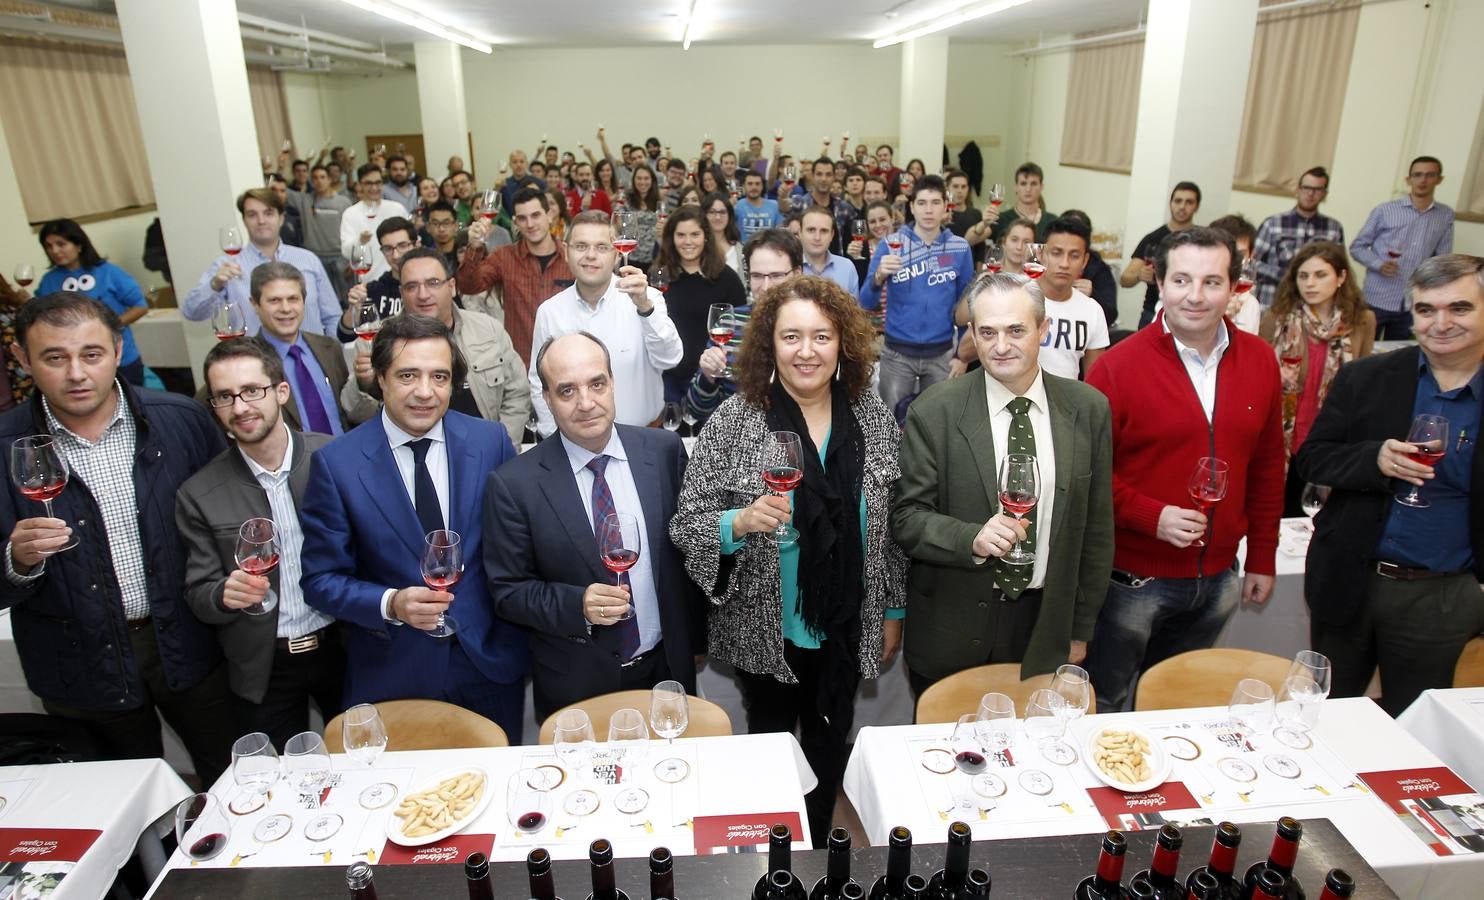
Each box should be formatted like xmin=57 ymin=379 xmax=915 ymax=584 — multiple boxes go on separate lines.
xmin=927 ymin=821 xmax=973 ymax=899
xmin=1130 ymin=824 xmax=1183 ymax=900
xmin=753 ymin=824 xmax=806 ymax=900
xmin=964 ymin=869 xmax=990 ymax=898
xmin=529 ymin=847 xmax=562 ymax=900
xmin=650 ymin=846 xmax=677 ymax=900
xmin=345 ymin=862 xmax=378 ymax=900
xmin=587 ymin=838 xmax=630 ymax=900
xmin=1185 ymin=822 xmax=1241 ymax=900
xmin=842 ymin=885 xmax=867 ymax=900
xmin=1241 ymin=819 xmax=1304 ymax=900
xmin=466 ymin=852 xmax=494 ymax=900
xmin=1249 ymin=869 xmax=1287 ymax=900
xmin=1128 ymin=880 xmax=1156 ymax=900
xmin=1187 ymin=870 xmax=1223 ymax=900
xmin=869 ymin=826 xmax=914 ymax=900
xmin=1315 ymin=870 xmax=1352 ymax=900
xmin=1073 ymin=831 xmax=1131 ymax=900
xmin=903 ymin=875 xmax=930 ymax=900
xmin=812 ymin=828 xmax=860 ymax=900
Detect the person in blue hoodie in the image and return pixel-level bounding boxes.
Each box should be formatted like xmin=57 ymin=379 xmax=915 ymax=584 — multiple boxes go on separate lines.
xmin=860 ymin=174 xmax=976 ymax=417
xmin=37 ymin=219 xmax=150 ymax=385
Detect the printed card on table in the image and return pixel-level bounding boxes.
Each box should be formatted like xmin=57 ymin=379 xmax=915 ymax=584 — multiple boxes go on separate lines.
xmin=693 ymin=812 xmax=803 ymax=855
xmin=1085 ymin=783 xmax=1212 ymax=831
xmin=0 ymin=828 xmax=101 ymax=899
xmin=379 ymin=833 xmax=495 ymax=865
xmin=1357 ymin=767 xmax=1484 ymax=856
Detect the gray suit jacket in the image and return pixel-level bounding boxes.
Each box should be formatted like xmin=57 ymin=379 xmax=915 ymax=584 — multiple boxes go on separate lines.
xmin=891 ymin=370 xmax=1114 ymax=680
xmin=175 ymin=429 xmax=332 ymax=703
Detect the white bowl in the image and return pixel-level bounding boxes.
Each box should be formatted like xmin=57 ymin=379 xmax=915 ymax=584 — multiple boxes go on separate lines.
xmin=1082 ymin=723 xmax=1173 ymax=794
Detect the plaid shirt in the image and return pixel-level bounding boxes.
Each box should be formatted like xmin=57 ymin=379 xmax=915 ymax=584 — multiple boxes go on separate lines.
xmin=1349 ymin=198 xmax=1455 ymax=313
xmin=455 ymin=239 xmax=574 ymax=367
xmin=1251 ymin=209 xmax=1346 ymax=308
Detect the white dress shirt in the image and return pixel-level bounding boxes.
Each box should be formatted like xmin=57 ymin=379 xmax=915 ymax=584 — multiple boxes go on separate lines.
xmin=559 ymin=429 xmax=662 ymax=655
xmin=528 ymin=276 xmax=684 ymax=436
xmin=983 ymin=368 xmax=1057 ymax=590
xmin=1164 ymin=318 xmax=1230 ymax=422
xmin=378 ymin=411 xmax=450 ymax=621
xmin=240 ymin=426 xmax=334 ymax=639
xmin=339 ymin=198 xmax=409 ymax=280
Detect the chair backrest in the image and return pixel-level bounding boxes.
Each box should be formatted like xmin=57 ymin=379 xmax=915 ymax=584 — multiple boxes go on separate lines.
xmin=1134 ymin=648 xmax=1293 ymax=712
xmin=1454 ymin=636 xmax=1484 ymax=688
xmin=323 ymin=699 xmax=509 ymax=753
xmin=916 ymin=663 xmax=1095 ymax=724
xmin=536 ymin=689 xmax=733 ymax=745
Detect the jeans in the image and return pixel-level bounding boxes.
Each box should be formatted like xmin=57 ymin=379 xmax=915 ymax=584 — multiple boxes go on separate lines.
xmin=1372 ymin=306 xmax=1414 ymax=341
xmin=878 ymin=347 xmax=953 ymax=422
xmin=1086 ymin=565 xmax=1240 ymax=712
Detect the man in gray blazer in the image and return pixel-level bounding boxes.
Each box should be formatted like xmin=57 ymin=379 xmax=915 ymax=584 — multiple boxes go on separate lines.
xmin=892 ymin=272 xmax=1114 ymax=696
xmin=177 ymin=337 xmax=344 ymax=746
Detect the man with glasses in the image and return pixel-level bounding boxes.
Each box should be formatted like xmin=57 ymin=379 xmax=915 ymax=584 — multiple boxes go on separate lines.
xmin=178 ymin=337 xmax=343 ymax=746
xmin=1252 ymin=166 xmax=1345 ymax=308
xmin=526 ymin=211 xmax=681 ymax=436
xmin=340 ymin=163 xmax=409 ymax=282
xmin=339 ymin=217 xmax=416 ymax=342
xmin=1350 ymin=156 xmax=1455 ymax=340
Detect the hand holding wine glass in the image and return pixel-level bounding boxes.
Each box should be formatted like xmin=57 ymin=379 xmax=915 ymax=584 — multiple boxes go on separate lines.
xmin=234 ymin=517 xmax=279 ymax=616
xmin=1186 ymin=457 xmax=1229 ymax=548
xmin=997 ymin=453 xmax=1039 ymax=566
xmin=353 ymin=301 xmax=382 ymax=343
xmin=706 ymin=303 xmax=736 ymax=379
xmin=10 ymin=435 xmax=79 ymax=557
xmin=761 ymin=431 xmax=804 ymax=545
xmin=419 ymin=529 xmax=463 ymax=638
xmin=598 ymin=513 xmax=641 ymax=621
xmin=612 ymin=210 xmax=639 ymax=267
xmin=211 ymin=299 xmax=247 ymax=341
xmin=1393 ymin=413 xmax=1447 ymax=508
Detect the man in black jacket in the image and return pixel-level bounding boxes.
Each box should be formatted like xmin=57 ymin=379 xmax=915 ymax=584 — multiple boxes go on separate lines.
xmin=1296 ymin=254 xmax=1484 ymax=716
xmin=0 ymin=293 xmax=234 ymax=781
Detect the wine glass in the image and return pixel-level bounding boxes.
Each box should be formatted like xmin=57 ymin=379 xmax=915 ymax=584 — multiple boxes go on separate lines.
xmin=234 ymin=518 xmax=278 ymax=617
xmin=420 ymin=530 xmax=463 ymax=638
xmin=507 ymin=769 xmax=551 ymax=835
xmin=1396 ymin=413 xmax=1447 ymax=508
xmin=1023 ymin=243 xmax=1045 ymax=279
xmin=1044 ymin=664 xmax=1089 ymax=765
xmin=284 ymin=731 xmax=331 ymax=804
xmin=175 ymin=793 xmax=231 ymax=861
xmin=10 ymin=435 xmax=79 ymax=551
xmin=973 ymin=692 xmax=1016 ymax=755
xmin=998 ymin=453 xmax=1039 ymax=566
xmin=649 ymin=266 xmax=670 ymax=295
xmin=707 ymin=304 xmax=736 ymax=379
xmin=650 ymin=680 xmax=690 ymax=782
xmin=987 ymin=183 xmax=1004 ymax=209
xmin=598 ymin=512 xmax=641 ymax=620
xmin=341 ymin=703 xmax=388 ymax=767
xmin=612 ymin=210 xmax=639 ymax=267
xmin=552 ymin=708 xmax=597 ymax=781
xmin=1228 ymin=678 xmax=1276 ymax=742
xmin=984 ymin=242 xmax=1004 ymax=274
xmin=1274 ymin=650 xmax=1331 ymax=749
xmin=350 ymin=243 xmax=373 ymax=282
xmin=852 ymin=219 xmax=867 ymax=252
xmin=229 ymin=731 xmax=279 ymax=814
xmin=478 ymin=189 xmax=500 ymax=222
xmin=353 ymin=302 xmax=382 ymax=343
xmin=220 ymin=226 xmax=243 ymax=257
xmin=1300 ymin=483 xmax=1330 ymax=525
xmin=949 ymin=714 xmax=987 ymax=809
xmin=607 ymin=707 xmax=650 ymax=785
xmin=1235 ymin=258 xmax=1257 ymax=296
xmin=661 ymin=402 xmax=682 ymax=433
xmin=781 ymin=164 xmax=798 ymax=195
xmin=12 ymin=263 xmax=34 ymax=288
xmin=211 ymin=300 xmax=247 ymax=341
xmin=1187 ymin=457 xmax=1229 ymax=548
xmin=1022 ymin=688 xmax=1068 ymax=761
xmin=761 ymin=431 xmax=804 ymax=545
xmin=885 ymin=233 xmax=904 ymax=256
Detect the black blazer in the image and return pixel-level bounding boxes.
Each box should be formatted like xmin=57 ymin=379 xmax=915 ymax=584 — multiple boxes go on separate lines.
xmin=483 ymin=426 xmax=704 ymax=720
xmin=1295 ymin=346 xmax=1484 ymax=626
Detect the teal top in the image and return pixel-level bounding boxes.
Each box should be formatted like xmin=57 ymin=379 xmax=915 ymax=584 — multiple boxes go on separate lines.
xmin=718 ymin=427 xmax=904 ymax=650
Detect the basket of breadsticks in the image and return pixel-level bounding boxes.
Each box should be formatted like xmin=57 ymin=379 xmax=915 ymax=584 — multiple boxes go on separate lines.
xmin=1082 ymin=724 xmax=1172 ymax=793
xmin=385 ymin=767 xmax=490 ymax=846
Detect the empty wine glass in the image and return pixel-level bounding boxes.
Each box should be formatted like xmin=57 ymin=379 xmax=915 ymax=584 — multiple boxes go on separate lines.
xmin=1044 ymin=665 xmax=1089 ymax=765
xmin=1300 ymin=483 xmax=1330 ymax=522
xmin=1023 ymin=689 xmax=1068 ymax=761
xmin=229 ymin=731 xmax=279 ymax=814
xmin=219 ymin=226 xmax=243 ymax=257
xmin=974 ymin=692 xmax=1016 ymax=755
xmin=420 ymin=529 xmax=462 ymax=638
xmin=1228 ymin=678 xmax=1276 ymax=741
xmin=607 ymin=707 xmax=650 ymax=782
xmin=998 ymin=453 xmax=1040 ymax=566
xmin=12 ymin=263 xmax=35 ymax=288
xmin=234 ymin=517 xmax=279 ymax=617
xmin=1274 ymin=650 xmax=1331 ymax=749
xmin=1187 ymin=457 xmax=1229 ymax=548
xmin=284 ymin=731 xmax=331 ymax=804
xmin=1396 ymin=413 xmax=1447 ymax=508
xmin=507 ymin=769 xmax=551 ymax=835
xmin=598 ymin=513 xmax=641 ymax=618
xmin=761 ymin=431 xmax=804 ymax=545
xmin=211 ymin=300 xmax=247 ymax=341
xmin=341 ymin=703 xmax=388 ymax=767
xmin=661 ymin=401 xmax=683 ymax=433
xmin=650 ymin=680 xmax=690 ymax=783
xmin=553 ymin=708 xmax=597 ymax=780
xmin=175 ymin=793 xmax=231 ymax=861
xmin=10 ymin=435 xmax=78 ymax=551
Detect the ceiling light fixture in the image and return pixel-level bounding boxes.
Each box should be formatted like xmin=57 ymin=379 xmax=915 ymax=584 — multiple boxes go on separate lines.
xmin=334 ymin=0 xmax=495 ymax=54
xmin=872 ymin=0 xmax=1033 ymax=49
xmin=680 ymin=0 xmax=700 ymax=50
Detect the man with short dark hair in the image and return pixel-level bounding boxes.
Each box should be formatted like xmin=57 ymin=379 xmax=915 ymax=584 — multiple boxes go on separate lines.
xmin=289 ymin=158 xmax=311 ymax=194
xmin=500 ymin=150 xmax=547 ymax=213
xmin=736 ymin=171 xmax=783 ymax=240
xmin=1350 ymin=156 xmax=1455 ymax=341
xmin=267 ymin=174 xmax=303 ymax=248
xmin=449 ymin=170 xmax=476 ymax=225
xmin=424 ymin=201 xmax=461 ymax=269
xmin=1252 ymin=167 xmax=1345 ymax=308
xmin=1 ymin=293 xmax=233 ymax=781
xmin=988 ymin=162 xmax=1057 ymax=245
xmin=340 ymin=217 xmax=416 ymax=341
xmin=1036 ymin=217 xmax=1110 ymax=379
xmin=1122 ymin=181 xmax=1202 ymax=328
xmin=799 ymin=206 xmax=859 ymax=295
xmin=341 ymin=163 xmax=409 ymax=282
xmin=382 ymin=155 xmax=416 ymax=208
xmin=790 ymin=158 xmax=855 ymax=256
xmin=565 ymin=161 xmax=612 ymax=216
xmin=871 ymin=144 xmax=901 ymax=190
xmin=663 ymin=158 xmax=688 ymax=210
xmin=945 ymin=169 xmax=988 ymax=266
xmin=283 ymin=164 xmax=353 ymax=302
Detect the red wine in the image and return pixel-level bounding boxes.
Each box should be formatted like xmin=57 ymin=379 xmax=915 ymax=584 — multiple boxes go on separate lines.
xmin=811 ymin=828 xmax=858 ymax=900
xmin=187 ymin=832 xmax=226 ymax=859
xmin=1023 ymin=262 xmax=1046 ymax=279
xmin=356 ymin=327 xmax=381 ymax=341
xmin=927 ymin=821 xmax=973 ymax=899
xmin=516 ymin=811 xmax=546 ymax=832
xmin=1241 ymin=819 xmax=1303 ymax=900
xmin=650 ymin=847 xmax=677 ymax=900
xmin=424 ymin=567 xmax=461 ymax=591
xmin=224 ymin=247 xmax=242 ymax=256
xmin=999 ymin=491 xmax=1037 ymax=518
xmin=990 ymin=200 xmax=1003 ymax=208
xmin=354 ymin=267 xmax=372 ymax=277
xmin=215 ymin=329 xmax=246 ymax=341
xmin=466 ymin=851 xmax=494 ymax=900
xmin=613 ymin=238 xmax=639 ymax=256
xmin=709 ymin=328 xmax=734 ymax=346
xmin=953 ymin=751 xmax=987 ymax=775
xmin=1408 ymin=447 xmax=1445 ymax=467
xmin=1234 ymin=278 xmax=1255 ymax=295
xmin=19 ymin=483 xmax=64 ymax=502
xmin=603 ymin=549 xmax=639 ymax=573
xmin=656 ymin=283 xmax=670 ymax=294
xmin=479 ymin=211 xmax=497 ymax=221
xmin=1386 ymin=250 xmax=1402 ymax=259
xmin=1189 ymin=489 xmax=1223 ymax=513
xmin=1074 ymin=831 xmax=1129 ymax=900
xmin=16 ymin=278 xmax=33 ymax=287
xmin=1131 ymin=824 xmax=1184 ymax=900
xmin=240 ymin=555 xmax=279 ymax=576
xmin=527 ymin=848 xmax=559 ymax=900
xmin=986 ymin=264 xmax=1002 ymax=274
xmin=869 ymin=826 xmax=914 ymax=900
xmin=1314 ymin=870 xmax=1352 ymax=900
xmin=886 ymin=239 xmax=904 ymax=254
xmin=763 ymin=466 xmax=804 ymax=493
xmin=1185 ymin=822 xmax=1241 ymax=900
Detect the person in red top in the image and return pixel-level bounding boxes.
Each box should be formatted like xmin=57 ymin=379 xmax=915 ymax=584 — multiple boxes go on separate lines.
xmin=1084 ymin=226 xmax=1284 ymax=712
xmin=459 ymin=186 xmax=575 ymax=366
xmin=564 ymin=161 xmax=612 ymax=217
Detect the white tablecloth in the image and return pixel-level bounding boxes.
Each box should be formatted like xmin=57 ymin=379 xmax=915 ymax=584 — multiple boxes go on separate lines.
xmin=1397 ymin=688 xmax=1484 ymax=793
xmin=0 ymin=758 xmax=190 ymax=900
xmin=843 ymin=697 xmax=1482 ymax=899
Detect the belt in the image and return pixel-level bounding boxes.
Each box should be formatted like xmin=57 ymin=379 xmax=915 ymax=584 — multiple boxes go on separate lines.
xmin=621 ymin=643 xmax=661 ymax=669
xmin=276 ymin=628 xmax=328 ymax=654
xmin=125 ymin=617 xmax=151 ymax=632
xmin=1374 ymin=560 xmax=1471 ymax=581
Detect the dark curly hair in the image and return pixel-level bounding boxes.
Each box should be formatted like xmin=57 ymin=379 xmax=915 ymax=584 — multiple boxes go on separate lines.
xmin=734 ymin=275 xmax=877 ymax=408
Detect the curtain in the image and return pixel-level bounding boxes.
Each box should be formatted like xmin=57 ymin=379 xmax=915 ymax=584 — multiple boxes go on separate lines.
xmin=1461 ymin=98 xmax=1484 ymax=218
xmin=1060 ymin=31 xmax=1144 ymax=173
xmin=246 ymin=66 xmax=293 ymax=166
xmin=1233 ymin=0 xmax=1361 ymax=192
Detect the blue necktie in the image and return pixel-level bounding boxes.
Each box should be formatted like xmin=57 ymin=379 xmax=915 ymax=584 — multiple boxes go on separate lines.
xmin=408 ymin=438 xmax=445 ymax=538
xmin=286 ymin=344 xmax=335 ymax=435
xmin=587 ymin=455 xmax=640 ymax=660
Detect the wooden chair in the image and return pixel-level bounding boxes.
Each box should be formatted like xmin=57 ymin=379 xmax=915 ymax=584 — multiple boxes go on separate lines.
xmin=1453 ymin=636 xmax=1484 ymax=688
xmin=915 ymin=663 xmax=1096 ymax=724
xmin=537 ymin=689 xmax=733 ymax=745
xmin=323 ymin=699 xmax=509 ymax=753
xmin=1134 ymin=648 xmax=1293 ymax=712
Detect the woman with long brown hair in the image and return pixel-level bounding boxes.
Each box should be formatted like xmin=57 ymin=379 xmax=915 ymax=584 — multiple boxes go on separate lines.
xmin=1260 ymin=240 xmax=1375 ymax=515
xmin=653 ymin=205 xmax=746 ymax=400
xmin=623 ymin=165 xmax=661 ymax=270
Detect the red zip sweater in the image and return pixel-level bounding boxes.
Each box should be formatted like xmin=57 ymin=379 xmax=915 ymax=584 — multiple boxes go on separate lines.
xmin=1085 ymin=315 xmax=1284 ymax=578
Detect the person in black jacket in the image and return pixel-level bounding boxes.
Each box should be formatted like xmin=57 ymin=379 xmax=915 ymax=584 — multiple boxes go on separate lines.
xmin=0 ymin=292 xmax=234 ymax=782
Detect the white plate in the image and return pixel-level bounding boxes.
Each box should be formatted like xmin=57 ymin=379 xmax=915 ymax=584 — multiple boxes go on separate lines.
xmin=1082 ymin=723 xmax=1172 ymax=794
xmin=384 ymin=766 xmax=491 ymax=847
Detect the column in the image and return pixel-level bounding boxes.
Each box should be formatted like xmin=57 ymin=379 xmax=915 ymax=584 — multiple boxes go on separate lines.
xmin=897 ymin=34 xmax=949 ymax=175
xmin=115 ymin=0 xmax=262 ymax=379
xmin=0 ymin=115 xmax=42 ymax=277
xmin=1121 ymin=0 xmax=1259 ymax=322
xmin=414 ymin=41 xmax=470 ymax=181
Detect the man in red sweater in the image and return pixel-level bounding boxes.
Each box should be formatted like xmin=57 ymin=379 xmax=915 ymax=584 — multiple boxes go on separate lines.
xmin=1084 ymin=227 xmax=1284 ymax=712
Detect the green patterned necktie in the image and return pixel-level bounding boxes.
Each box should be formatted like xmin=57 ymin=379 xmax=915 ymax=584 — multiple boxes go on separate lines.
xmin=995 ymin=396 xmax=1036 ymax=598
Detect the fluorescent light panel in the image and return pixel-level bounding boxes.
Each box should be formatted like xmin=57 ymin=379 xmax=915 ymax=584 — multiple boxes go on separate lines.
xmin=334 ymin=0 xmax=496 ymax=54
xmin=873 ymin=0 xmax=1034 ymax=49
xmin=681 ymin=0 xmax=700 ymax=50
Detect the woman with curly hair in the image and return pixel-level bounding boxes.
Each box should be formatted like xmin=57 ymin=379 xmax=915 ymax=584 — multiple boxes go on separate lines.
xmin=670 ymin=271 xmax=906 ymax=846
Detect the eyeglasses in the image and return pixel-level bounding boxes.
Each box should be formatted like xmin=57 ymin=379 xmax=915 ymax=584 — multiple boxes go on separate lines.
xmin=399 ymin=277 xmax=450 ymax=296
xmin=749 ymin=271 xmax=795 ymax=284
xmin=1297 ymin=184 xmax=1327 ymax=194
xmin=208 ymin=385 xmax=272 ymax=408
xmin=568 ymin=243 xmax=615 ymax=256
xmin=380 ymin=240 xmax=417 ymax=255
xmin=427 ymin=218 xmax=457 ymax=228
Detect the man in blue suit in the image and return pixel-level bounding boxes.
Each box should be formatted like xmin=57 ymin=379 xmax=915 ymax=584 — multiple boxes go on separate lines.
xmin=300 ymin=312 xmax=528 ymax=740
xmin=485 ymin=332 xmax=704 ymax=722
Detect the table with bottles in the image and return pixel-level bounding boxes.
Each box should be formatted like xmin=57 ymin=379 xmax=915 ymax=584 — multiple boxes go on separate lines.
xmin=844 ymin=697 xmax=1482 ymax=898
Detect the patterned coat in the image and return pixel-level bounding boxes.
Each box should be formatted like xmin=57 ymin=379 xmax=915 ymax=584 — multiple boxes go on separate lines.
xmin=669 ymin=391 xmax=908 ymax=683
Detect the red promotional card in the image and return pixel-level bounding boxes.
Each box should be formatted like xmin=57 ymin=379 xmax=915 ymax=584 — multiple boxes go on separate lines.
xmin=0 ymin=828 xmax=101 ymax=863
xmin=693 ymin=812 xmax=805 ymax=855
xmin=1086 ymin=783 xmax=1202 ymax=830
xmin=379 ymin=833 xmax=495 ymax=865
xmin=1357 ymin=768 xmax=1484 ymax=856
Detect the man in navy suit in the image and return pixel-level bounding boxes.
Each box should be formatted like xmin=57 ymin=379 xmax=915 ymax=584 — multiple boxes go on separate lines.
xmin=485 ymin=332 xmax=704 ymax=722
xmin=300 ymin=312 xmax=528 ymax=740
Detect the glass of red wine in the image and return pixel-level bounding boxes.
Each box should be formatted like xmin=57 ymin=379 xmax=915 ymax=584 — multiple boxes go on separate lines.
xmin=12 ymin=264 xmax=34 ymax=289
xmin=219 ymin=226 xmax=243 ymax=257
xmin=649 ymin=266 xmax=670 ymax=296
xmin=762 ymin=431 xmax=804 ymax=545
xmin=420 ymin=529 xmax=462 ymax=638
xmin=1187 ymin=457 xmax=1229 ymax=548
xmin=1023 ymin=243 xmax=1046 ymax=280
xmin=175 ymin=792 xmax=231 ymax=862
xmin=852 ymin=219 xmax=867 ymax=253
xmin=998 ymin=453 xmax=1039 ymax=566
xmin=612 ymin=210 xmax=639 ymax=268
xmin=507 ymin=769 xmax=551 ymax=835
xmin=234 ymin=517 xmax=279 ymax=616
xmin=10 ymin=435 xmax=79 ymax=552
xmin=707 ymin=303 xmax=736 ymax=379
xmin=987 ymin=183 xmax=1004 ymax=209
xmin=1396 ymin=413 xmax=1448 ymax=508
xmin=479 ymin=188 xmax=500 ymax=222
xmin=350 ymin=243 xmax=373 ymax=283
xmin=885 ymin=233 xmax=904 ymax=257
xmin=353 ymin=302 xmax=382 ymax=344
xmin=211 ymin=300 xmax=246 ymax=341
xmin=984 ymin=242 xmax=1004 ymax=274
xmin=1235 ymin=257 xmax=1257 ymax=296
xmin=598 ymin=512 xmax=641 ymax=621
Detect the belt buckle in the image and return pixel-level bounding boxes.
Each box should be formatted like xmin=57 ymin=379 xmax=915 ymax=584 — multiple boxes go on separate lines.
xmin=620 ymin=649 xmax=647 ymax=668
xmin=1375 ymin=560 xmax=1403 ymax=580
xmin=286 ymin=633 xmax=320 ymax=654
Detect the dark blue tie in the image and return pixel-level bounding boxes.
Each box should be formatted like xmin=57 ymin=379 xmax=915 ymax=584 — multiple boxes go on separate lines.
xmin=408 ymin=438 xmax=445 ymax=537
xmin=587 ymin=455 xmax=640 ymax=660
xmin=286 ymin=344 xmax=335 ymax=435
